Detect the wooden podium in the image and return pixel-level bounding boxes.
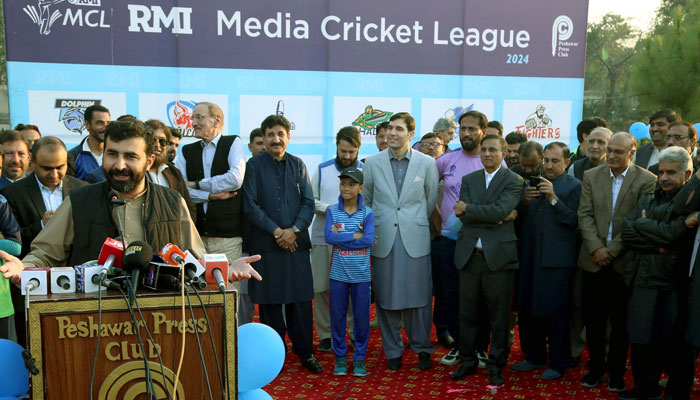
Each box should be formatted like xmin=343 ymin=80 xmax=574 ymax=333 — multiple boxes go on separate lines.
xmin=26 ymin=288 xmax=238 ymax=399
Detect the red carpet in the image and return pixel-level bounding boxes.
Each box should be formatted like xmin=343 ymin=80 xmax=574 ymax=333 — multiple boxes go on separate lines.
xmin=260 ymin=305 xmax=700 ymax=399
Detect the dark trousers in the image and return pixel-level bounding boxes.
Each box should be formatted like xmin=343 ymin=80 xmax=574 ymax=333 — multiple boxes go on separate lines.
xmin=458 ymin=253 xmax=514 ymax=372
xmin=632 ymin=292 xmax=698 ymax=400
xmin=519 ymin=309 xmax=571 ymax=373
xmin=582 ymin=268 xmax=628 ymax=378
xmin=431 ymin=237 xmax=459 ymax=341
xmin=329 ymin=279 xmax=370 ymax=360
xmin=259 ymin=301 xmax=314 ymax=358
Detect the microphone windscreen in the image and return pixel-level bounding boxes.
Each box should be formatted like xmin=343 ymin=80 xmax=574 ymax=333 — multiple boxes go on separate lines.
xmin=159 ymin=243 xmax=187 ymax=265
xmin=123 ymin=241 xmax=153 ymax=273
xmin=97 ymin=238 xmax=126 ymax=269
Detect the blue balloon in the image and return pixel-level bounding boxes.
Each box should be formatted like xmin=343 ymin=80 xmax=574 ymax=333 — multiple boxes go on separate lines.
xmin=238 ymin=323 xmax=285 ymax=392
xmin=0 ymin=339 xmax=29 ymax=397
xmin=629 ymin=122 xmax=648 ymax=140
xmin=238 ymin=388 xmax=273 ymax=400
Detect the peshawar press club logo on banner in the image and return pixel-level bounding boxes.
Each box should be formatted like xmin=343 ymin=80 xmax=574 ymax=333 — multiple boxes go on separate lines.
xmin=166 ymin=100 xmax=196 ymax=137
xmin=552 ymin=15 xmax=578 ymax=58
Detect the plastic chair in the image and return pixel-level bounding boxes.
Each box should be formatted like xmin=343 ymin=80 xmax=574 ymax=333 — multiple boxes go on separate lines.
xmin=0 ymin=339 xmax=29 ymax=398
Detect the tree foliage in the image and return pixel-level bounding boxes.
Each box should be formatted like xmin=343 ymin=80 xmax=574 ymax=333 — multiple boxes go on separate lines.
xmin=631 ymin=0 xmax=700 ymax=120
xmin=583 ymin=14 xmax=643 ymax=130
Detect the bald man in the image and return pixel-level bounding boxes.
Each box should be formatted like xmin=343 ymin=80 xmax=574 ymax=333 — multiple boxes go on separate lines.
xmin=577 ymin=132 xmax=657 ymax=392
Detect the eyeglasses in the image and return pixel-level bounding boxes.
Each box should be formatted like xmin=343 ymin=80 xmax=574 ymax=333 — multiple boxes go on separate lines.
xmin=667 ymin=135 xmax=691 ymax=141
xmin=153 ymin=138 xmax=167 ymax=147
xmin=421 ymin=142 xmax=442 ymax=148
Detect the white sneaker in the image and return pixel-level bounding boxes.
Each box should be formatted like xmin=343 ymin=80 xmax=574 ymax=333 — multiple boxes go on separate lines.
xmin=440 ymin=349 xmax=460 ymax=366
xmin=477 ymin=351 xmax=488 ymax=368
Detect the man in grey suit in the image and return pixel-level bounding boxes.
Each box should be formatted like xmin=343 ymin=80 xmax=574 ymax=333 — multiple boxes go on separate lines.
xmin=363 ymin=112 xmax=439 ymax=371
xmin=449 ymin=134 xmax=523 ymax=387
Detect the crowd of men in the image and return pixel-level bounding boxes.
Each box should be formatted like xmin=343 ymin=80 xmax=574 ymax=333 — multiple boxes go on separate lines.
xmin=0 ymin=102 xmax=698 ymax=400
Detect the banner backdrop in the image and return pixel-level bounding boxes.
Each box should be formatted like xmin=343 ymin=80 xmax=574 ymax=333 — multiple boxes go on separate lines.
xmin=4 ymin=0 xmax=588 ymax=172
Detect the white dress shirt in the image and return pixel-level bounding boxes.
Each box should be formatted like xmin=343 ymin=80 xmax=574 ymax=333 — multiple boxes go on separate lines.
xmin=147 ymin=163 xmax=171 ymax=188
xmin=174 ymin=133 xmax=246 ymax=212
xmin=607 ymin=165 xmax=630 ymax=242
xmin=476 ymin=166 xmax=502 ymax=249
xmin=82 ymin=139 xmax=102 ymax=166
xmin=36 ymin=174 xmax=63 ymax=228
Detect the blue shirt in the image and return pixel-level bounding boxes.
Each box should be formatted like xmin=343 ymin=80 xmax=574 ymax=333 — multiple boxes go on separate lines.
xmin=324 ymin=194 xmax=374 ymax=283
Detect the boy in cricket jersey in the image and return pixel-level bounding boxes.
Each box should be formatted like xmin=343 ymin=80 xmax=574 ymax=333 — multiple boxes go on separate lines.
xmin=324 ymin=167 xmax=375 ymax=376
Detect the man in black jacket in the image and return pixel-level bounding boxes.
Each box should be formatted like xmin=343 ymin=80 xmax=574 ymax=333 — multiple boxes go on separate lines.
xmin=621 ymin=146 xmax=695 ymax=400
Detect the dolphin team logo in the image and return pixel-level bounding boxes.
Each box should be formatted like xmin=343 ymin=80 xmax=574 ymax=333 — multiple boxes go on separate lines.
xmin=54 ymin=98 xmax=101 ymax=134
xmin=552 ymin=15 xmax=573 ymax=57
xmin=352 ymin=105 xmax=392 ymax=132
xmin=444 ymin=104 xmax=475 ymax=125
xmin=166 ymin=100 xmax=196 ymax=137
xmin=24 ymin=0 xmax=101 ymax=35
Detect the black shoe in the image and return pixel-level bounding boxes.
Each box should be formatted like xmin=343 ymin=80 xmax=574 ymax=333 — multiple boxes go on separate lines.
xmin=317 ymin=338 xmax=332 ymax=352
xmin=617 ymin=388 xmax=661 ymax=400
xmin=387 ymin=356 xmax=402 ymax=370
xmin=300 ymin=354 xmax=323 ymax=373
xmin=581 ymin=372 xmax=606 ymax=388
xmin=608 ymin=375 xmax=626 ymax=392
xmin=489 ymin=370 xmax=505 ymax=387
xmin=450 ymin=363 xmax=477 ymax=380
xmin=418 ymin=352 xmax=432 ymax=370
xmin=437 ymin=333 xmax=456 ymax=348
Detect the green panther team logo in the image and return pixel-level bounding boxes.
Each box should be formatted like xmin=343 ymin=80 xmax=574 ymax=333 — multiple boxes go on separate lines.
xmin=352 ymin=105 xmax=393 ymax=131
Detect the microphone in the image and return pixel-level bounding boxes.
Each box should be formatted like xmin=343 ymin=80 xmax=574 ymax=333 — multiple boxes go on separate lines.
xmin=21 ymin=267 xmax=50 ymax=295
xmin=50 ymin=267 xmax=76 ymax=293
xmin=108 ymin=189 xmax=125 ymax=206
xmin=25 ymin=278 xmax=40 ymax=292
xmin=204 ymin=254 xmax=229 ymax=293
xmin=183 ymin=250 xmax=206 ymax=283
xmin=159 ymin=243 xmax=186 ymax=265
xmin=97 ymin=238 xmax=126 ymax=272
xmin=75 ymin=264 xmax=107 ymax=293
xmin=123 ymin=241 xmax=153 ymax=303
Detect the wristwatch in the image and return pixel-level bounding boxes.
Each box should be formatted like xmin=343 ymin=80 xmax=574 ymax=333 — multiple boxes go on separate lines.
xmin=550 ymin=198 xmax=558 ymax=207
xmin=292 ymin=226 xmax=300 ymax=234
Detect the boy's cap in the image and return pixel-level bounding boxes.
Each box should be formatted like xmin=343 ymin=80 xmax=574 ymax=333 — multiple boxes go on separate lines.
xmin=338 ymin=167 xmax=363 ymax=184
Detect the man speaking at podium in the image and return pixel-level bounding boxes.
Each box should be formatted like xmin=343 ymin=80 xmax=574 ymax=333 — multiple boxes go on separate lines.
xmin=0 ymin=119 xmax=261 ymax=283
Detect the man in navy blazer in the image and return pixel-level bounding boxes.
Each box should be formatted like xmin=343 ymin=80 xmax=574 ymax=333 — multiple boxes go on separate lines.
xmin=512 ymin=142 xmax=581 ymax=380
xmin=450 ymin=134 xmax=523 ymax=386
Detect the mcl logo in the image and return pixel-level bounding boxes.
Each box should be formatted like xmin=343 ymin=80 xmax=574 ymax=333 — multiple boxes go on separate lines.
xmin=23 ymin=0 xmax=108 ymax=35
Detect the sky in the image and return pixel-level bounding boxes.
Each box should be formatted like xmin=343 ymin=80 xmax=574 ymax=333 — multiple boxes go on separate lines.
xmin=587 ymin=0 xmax=662 ymax=32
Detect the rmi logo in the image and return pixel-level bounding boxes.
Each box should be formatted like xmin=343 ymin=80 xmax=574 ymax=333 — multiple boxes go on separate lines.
xmin=24 ymin=0 xmax=108 ymax=35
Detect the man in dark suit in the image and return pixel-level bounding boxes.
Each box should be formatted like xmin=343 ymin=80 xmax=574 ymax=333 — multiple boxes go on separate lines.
xmin=578 ymin=132 xmax=657 ymax=392
xmin=449 ymin=134 xmax=523 ymax=386
xmin=0 ymin=136 xmax=86 ymax=347
xmin=512 ymin=142 xmax=581 ymax=380
xmin=1 ymin=137 xmax=86 ymax=257
xmin=635 ymin=109 xmax=678 ymax=169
